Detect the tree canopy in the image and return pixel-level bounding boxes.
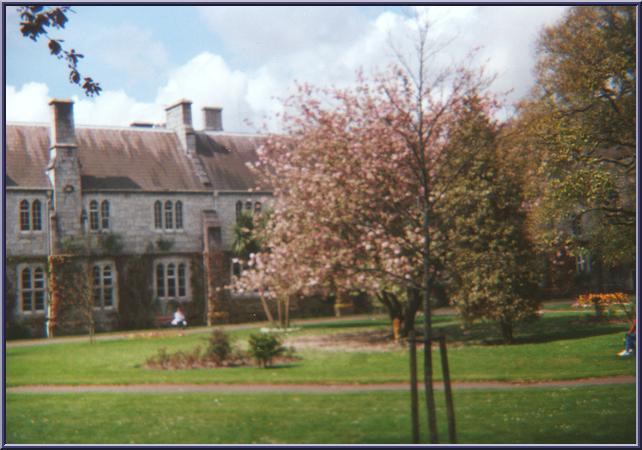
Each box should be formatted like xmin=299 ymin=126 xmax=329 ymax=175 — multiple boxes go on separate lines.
xmin=515 ymin=6 xmax=635 ymax=270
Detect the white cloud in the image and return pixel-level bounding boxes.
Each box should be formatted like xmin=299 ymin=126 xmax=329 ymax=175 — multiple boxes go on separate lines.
xmin=156 ymin=52 xmax=253 ymax=131
xmin=7 ymin=6 xmax=569 ymax=133
xmin=6 ymin=83 xmax=51 ymax=123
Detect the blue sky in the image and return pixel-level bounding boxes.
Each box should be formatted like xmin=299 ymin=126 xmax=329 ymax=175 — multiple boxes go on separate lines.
xmin=5 ymin=5 xmax=569 ymax=132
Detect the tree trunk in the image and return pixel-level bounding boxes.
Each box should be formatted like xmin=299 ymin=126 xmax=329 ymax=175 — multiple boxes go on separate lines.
xmin=500 ymin=319 xmax=514 ymax=344
xmin=258 ymin=291 xmax=275 ymax=326
xmin=378 ymin=291 xmax=406 ymax=339
xmin=422 ymin=207 xmax=438 ymax=443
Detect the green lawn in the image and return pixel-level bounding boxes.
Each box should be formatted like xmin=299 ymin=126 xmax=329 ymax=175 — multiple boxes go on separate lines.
xmin=6 ymin=312 xmax=635 ymax=386
xmin=6 ymin=384 xmax=636 ymax=444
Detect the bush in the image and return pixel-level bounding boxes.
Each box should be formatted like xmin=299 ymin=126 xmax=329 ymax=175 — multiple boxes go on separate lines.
xmin=208 ymin=328 xmax=232 ymax=362
xmin=248 ymin=332 xmax=285 ymax=368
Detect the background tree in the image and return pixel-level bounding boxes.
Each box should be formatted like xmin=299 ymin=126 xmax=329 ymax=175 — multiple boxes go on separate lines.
xmin=515 ymin=6 xmax=635 ymax=279
xmin=18 ymin=6 xmax=101 ymax=96
xmin=439 ymin=96 xmax=540 ymax=343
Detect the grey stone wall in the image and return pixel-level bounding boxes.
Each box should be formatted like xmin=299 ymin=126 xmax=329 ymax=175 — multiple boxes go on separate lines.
xmin=6 ymin=191 xmax=51 ymax=257
xmin=81 ymin=191 xmax=215 ymax=254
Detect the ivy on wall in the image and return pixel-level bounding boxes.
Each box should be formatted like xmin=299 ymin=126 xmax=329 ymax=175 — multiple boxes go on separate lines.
xmin=205 ymin=250 xmax=230 ymax=325
xmin=48 ymin=254 xmax=95 ymax=338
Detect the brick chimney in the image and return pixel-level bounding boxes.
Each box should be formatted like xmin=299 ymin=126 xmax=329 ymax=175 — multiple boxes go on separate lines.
xmin=46 ymin=99 xmax=82 ymax=247
xmin=202 ymin=107 xmax=223 ymax=131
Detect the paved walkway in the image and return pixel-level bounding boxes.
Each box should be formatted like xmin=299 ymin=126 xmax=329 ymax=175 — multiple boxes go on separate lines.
xmin=7 ymin=375 xmax=636 ymax=394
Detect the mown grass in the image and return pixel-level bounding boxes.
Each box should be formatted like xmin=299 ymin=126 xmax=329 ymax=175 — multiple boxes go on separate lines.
xmin=6 ymin=384 xmax=636 ymax=444
xmin=6 ymin=311 xmax=635 ymax=386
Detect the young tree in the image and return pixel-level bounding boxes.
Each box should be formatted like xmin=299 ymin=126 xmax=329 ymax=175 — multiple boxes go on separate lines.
xmin=515 ymin=6 xmax=635 ymax=276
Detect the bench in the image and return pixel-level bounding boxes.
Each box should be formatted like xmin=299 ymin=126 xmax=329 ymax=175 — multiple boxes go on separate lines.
xmin=154 ymin=315 xmax=173 ymax=328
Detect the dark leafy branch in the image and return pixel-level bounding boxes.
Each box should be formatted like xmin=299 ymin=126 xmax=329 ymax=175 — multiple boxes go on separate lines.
xmin=18 ymin=6 xmax=101 ymax=97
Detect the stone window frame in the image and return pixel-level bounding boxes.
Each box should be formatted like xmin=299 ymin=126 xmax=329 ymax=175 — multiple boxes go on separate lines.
xmin=18 ymin=263 xmax=47 ymax=315
xmin=92 ymin=261 xmax=118 ymax=310
xmin=154 ymin=258 xmax=190 ymax=301
xmin=19 ymin=198 xmax=44 ymax=233
xmin=153 ymin=200 xmax=184 ymax=232
xmin=88 ymin=199 xmax=111 ymax=232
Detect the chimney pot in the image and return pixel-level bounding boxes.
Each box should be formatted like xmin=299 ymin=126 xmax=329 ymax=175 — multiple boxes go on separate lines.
xmin=203 ymin=106 xmax=223 ymax=131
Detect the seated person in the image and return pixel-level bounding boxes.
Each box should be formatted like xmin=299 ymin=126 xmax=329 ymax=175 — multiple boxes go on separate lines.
xmin=618 ymin=319 xmax=636 ymax=357
xmin=170 ymin=306 xmax=187 ymax=328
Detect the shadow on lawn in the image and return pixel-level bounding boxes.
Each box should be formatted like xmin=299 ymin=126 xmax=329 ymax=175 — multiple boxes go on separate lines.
xmin=429 ymin=315 xmax=627 ymax=347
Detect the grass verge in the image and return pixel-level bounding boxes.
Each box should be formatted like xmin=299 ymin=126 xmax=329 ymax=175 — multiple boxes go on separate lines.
xmin=5 ymin=384 xmax=636 ymax=444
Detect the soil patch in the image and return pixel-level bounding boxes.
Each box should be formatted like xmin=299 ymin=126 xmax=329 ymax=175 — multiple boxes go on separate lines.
xmin=285 ymin=329 xmax=405 ymax=352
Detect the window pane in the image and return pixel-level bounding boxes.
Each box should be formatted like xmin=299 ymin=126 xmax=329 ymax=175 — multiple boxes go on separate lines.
xmin=90 ymin=201 xmax=99 ymax=230
xmin=32 ymin=200 xmax=42 ymax=230
xmin=167 ymin=263 xmax=176 ymax=297
xmin=22 ymin=292 xmax=33 ymax=311
xmin=20 ymin=200 xmax=30 ymax=231
xmin=254 ymin=202 xmax=262 ymax=213
xmin=235 ymin=201 xmax=243 ymax=220
xmin=156 ymin=264 xmax=165 ymax=297
xmin=101 ymin=201 xmax=110 ymax=229
xmin=178 ymin=263 xmax=186 ymax=297
xmin=245 ymin=201 xmax=252 ymax=211
xmin=34 ymin=268 xmax=45 ymax=289
xmin=175 ymin=201 xmax=183 ymax=229
xmin=35 ymin=291 xmax=45 ymax=310
xmin=104 ymin=287 xmax=113 ymax=307
xmin=21 ymin=268 xmax=32 ymax=289
xmin=165 ymin=201 xmax=173 ymax=229
xmin=154 ymin=201 xmax=162 ymax=229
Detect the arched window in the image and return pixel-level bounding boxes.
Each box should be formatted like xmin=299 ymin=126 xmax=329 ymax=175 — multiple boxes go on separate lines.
xmin=156 ymin=264 xmax=165 ymax=297
xmin=154 ymin=201 xmax=162 ymax=229
xmin=254 ymin=201 xmax=262 ymax=214
xmin=235 ymin=201 xmax=243 ymax=221
xmin=92 ymin=263 xmax=116 ymax=308
xmin=155 ymin=261 xmax=190 ymax=300
xmin=178 ymin=263 xmax=186 ymax=297
xmin=21 ymin=267 xmax=32 ymax=311
xmin=31 ymin=200 xmax=42 ymax=231
xmin=245 ymin=201 xmax=252 ymax=211
xmin=20 ymin=266 xmax=46 ymax=312
xmin=167 ymin=263 xmax=176 ymax=297
xmin=20 ymin=200 xmax=30 ymax=231
xmin=175 ymin=201 xmax=183 ymax=229
xmin=89 ymin=200 xmax=99 ymax=230
xmin=101 ymin=200 xmax=110 ymax=229
xmin=164 ymin=201 xmax=173 ymax=229
xmin=103 ymin=265 xmax=113 ymax=307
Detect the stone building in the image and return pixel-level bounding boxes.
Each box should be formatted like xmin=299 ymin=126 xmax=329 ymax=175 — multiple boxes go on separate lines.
xmin=5 ymin=98 xmax=279 ymax=338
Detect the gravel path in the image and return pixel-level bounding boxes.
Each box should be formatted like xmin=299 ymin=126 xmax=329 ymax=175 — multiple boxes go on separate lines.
xmin=7 ymin=375 xmax=636 ymax=394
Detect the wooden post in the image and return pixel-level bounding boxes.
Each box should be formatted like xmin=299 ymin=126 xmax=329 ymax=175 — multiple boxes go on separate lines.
xmin=408 ymin=330 xmax=420 ymax=443
xmin=438 ymin=335 xmax=457 ymax=443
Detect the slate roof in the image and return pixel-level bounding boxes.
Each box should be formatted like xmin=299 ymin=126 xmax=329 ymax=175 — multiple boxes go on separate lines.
xmin=195 ymin=132 xmax=268 ymax=191
xmin=5 ymin=124 xmax=268 ymax=192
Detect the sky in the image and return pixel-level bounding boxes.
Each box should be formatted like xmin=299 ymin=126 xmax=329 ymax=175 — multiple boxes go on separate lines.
xmin=4 ymin=4 xmax=569 ymax=133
